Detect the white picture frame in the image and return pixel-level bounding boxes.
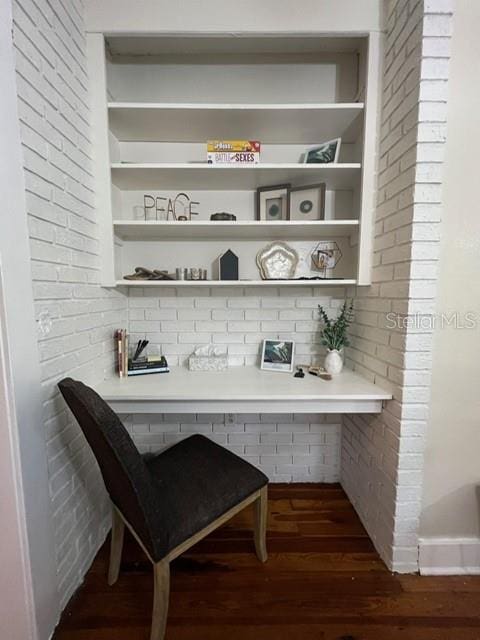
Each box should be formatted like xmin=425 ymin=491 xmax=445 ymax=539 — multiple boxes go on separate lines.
xmin=261 ymin=339 xmax=295 ymax=373
xmin=303 ymin=138 xmax=341 ymax=164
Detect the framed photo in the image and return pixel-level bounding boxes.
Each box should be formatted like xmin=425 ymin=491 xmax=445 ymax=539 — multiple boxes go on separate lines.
xmin=303 ymin=138 xmax=341 ymax=164
xmin=316 ymin=250 xmax=336 ymax=269
xmin=261 ymin=339 xmax=295 ymax=373
xmin=256 ymin=183 xmax=291 ymax=221
xmin=289 ymin=183 xmax=326 ymax=221
xmin=311 ymin=240 xmax=342 ymax=273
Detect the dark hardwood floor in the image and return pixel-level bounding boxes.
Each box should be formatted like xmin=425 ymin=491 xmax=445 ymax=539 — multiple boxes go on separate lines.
xmin=53 ymin=484 xmax=480 ymax=639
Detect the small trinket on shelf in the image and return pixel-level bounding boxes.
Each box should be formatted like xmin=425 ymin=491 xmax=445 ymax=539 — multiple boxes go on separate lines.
xmin=210 ymin=212 xmax=237 ymax=221
xmin=189 ymin=345 xmax=228 ymax=371
xmin=123 ymin=267 xmax=175 ymax=281
xmin=218 ymin=249 xmax=239 ymax=280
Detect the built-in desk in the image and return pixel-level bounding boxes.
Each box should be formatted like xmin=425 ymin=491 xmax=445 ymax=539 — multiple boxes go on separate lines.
xmin=95 ymin=367 xmax=391 ymax=415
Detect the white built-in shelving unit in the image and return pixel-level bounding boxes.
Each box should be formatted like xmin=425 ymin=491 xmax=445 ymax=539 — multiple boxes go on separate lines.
xmin=86 ymin=34 xmax=381 ymax=288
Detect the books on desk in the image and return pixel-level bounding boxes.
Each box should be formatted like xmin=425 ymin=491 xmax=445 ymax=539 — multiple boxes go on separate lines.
xmin=115 ymin=329 xmax=169 ymax=377
xmin=127 ymin=356 xmax=169 ymax=376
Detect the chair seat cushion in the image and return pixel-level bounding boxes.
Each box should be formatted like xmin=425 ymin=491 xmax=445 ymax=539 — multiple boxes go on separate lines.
xmin=144 ymin=434 xmax=268 ymax=559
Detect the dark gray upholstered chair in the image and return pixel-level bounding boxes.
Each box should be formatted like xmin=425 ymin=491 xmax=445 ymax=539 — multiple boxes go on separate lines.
xmin=58 ymin=377 xmax=268 ymax=640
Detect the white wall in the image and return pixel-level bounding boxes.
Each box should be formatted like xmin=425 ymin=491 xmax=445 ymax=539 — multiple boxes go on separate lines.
xmin=342 ymin=0 xmax=452 ymax=572
xmin=0 ymin=271 xmax=36 ymax=640
xmin=419 ymin=0 xmax=480 ymax=572
xmin=124 ymin=412 xmax=341 ymax=484
xmin=12 ymin=0 xmax=127 ymax=614
xmin=0 ymin=1 xmax=58 ymax=637
xmin=125 ymin=286 xmax=345 ymax=481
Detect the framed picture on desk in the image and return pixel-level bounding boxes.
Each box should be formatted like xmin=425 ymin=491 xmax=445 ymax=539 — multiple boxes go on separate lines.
xmin=261 ymin=339 xmax=295 ymax=373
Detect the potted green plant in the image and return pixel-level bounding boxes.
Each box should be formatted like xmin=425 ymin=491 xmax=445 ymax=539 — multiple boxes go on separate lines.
xmin=318 ymin=300 xmax=354 ymax=375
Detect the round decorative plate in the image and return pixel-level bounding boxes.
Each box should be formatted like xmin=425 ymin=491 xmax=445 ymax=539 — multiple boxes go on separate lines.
xmin=256 ymin=242 xmax=299 ymax=280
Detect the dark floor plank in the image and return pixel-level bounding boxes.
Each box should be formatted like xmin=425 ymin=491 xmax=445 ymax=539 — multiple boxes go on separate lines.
xmin=53 ymin=483 xmax=480 ymax=640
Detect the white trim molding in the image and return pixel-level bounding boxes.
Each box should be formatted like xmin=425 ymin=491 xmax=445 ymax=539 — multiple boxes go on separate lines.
xmin=419 ymin=537 xmax=480 ymax=576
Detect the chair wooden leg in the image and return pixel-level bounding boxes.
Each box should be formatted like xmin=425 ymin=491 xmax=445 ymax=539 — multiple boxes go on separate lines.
xmin=108 ymin=506 xmax=125 ymax=586
xmin=151 ymin=561 xmax=170 ymax=640
xmin=254 ymin=486 xmax=268 ymax=562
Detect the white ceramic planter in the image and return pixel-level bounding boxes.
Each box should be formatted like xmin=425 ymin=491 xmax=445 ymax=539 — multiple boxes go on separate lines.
xmin=324 ymin=349 xmax=344 ymax=375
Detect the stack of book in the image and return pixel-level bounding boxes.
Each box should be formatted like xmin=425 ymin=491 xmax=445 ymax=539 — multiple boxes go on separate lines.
xmin=127 ymin=355 xmax=169 ymax=376
xmin=114 ymin=329 xmax=169 ymax=377
xmin=207 ymin=140 xmax=260 ymax=164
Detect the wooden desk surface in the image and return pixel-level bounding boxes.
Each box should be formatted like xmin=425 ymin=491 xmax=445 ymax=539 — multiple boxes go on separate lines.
xmin=95 ymin=366 xmax=391 ymax=414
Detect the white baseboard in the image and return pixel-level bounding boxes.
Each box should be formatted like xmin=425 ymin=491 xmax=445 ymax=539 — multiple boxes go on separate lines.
xmin=419 ymin=537 xmax=480 ymax=575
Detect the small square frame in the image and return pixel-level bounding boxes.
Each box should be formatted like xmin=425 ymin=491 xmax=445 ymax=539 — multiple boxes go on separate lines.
xmin=289 ymin=183 xmax=326 ymax=221
xmin=256 ymin=183 xmax=291 ymax=221
xmin=261 ymin=339 xmax=295 ymax=373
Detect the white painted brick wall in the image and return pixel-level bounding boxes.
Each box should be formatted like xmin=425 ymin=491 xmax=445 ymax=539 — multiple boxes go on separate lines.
xmin=342 ymin=0 xmax=452 ymax=573
xmin=122 ymin=412 xmax=341 ymax=483
xmin=126 ymin=285 xmax=345 ymax=481
xmin=12 ymin=0 xmax=127 ymax=608
xmin=128 ymin=286 xmax=345 ymax=367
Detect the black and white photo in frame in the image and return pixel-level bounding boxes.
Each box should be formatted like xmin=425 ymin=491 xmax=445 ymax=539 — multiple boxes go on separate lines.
xmin=303 ymin=138 xmax=341 ymax=164
xmin=261 ymin=339 xmax=295 ymax=373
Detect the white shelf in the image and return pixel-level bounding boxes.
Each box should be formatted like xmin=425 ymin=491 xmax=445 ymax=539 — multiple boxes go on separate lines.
xmin=113 ymin=279 xmax=357 ymax=287
xmin=110 ymin=163 xmax=361 ymax=191
xmin=106 ymin=36 xmax=365 ymax=58
xmin=113 ymin=219 xmax=359 ymax=241
xmin=108 ymin=102 xmax=364 ymax=143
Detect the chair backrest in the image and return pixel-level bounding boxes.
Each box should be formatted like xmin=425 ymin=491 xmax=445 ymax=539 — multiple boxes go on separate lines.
xmin=58 ymin=377 xmax=159 ymax=559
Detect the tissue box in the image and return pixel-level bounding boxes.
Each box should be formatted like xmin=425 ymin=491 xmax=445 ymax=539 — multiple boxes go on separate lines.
xmin=188 ymin=355 xmax=228 ymax=371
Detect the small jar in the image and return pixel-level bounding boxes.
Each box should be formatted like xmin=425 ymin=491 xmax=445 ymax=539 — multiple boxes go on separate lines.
xmin=190 ymin=268 xmax=200 ymax=280
xmin=175 ymin=268 xmax=188 ymax=280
